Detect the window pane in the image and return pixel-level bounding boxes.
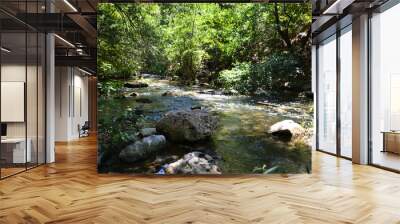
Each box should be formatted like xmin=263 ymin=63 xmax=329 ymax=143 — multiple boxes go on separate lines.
xmin=371 ymin=4 xmax=400 ymax=171
xmin=340 ymin=27 xmax=352 ymax=158
xmin=1 ymin=31 xmax=27 ymax=177
xmin=318 ymin=35 xmax=337 ymax=154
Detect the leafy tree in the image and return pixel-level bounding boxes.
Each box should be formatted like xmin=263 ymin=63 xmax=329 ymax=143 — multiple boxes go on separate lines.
xmin=97 ymin=3 xmax=312 ymax=96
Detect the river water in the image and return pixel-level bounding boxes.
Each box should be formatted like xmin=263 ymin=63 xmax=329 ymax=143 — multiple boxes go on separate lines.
xmin=99 ymin=77 xmax=313 ymax=174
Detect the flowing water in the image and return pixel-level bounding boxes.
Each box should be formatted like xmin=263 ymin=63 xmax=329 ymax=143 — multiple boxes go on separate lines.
xmin=99 ymin=77 xmax=313 ymax=174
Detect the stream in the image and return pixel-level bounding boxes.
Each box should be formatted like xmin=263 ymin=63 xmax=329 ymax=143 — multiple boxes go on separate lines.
xmin=99 ymin=76 xmax=313 ymax=174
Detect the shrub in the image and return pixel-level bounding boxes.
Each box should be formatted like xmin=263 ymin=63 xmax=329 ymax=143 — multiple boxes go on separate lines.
xmin=216 ymin=62 xmax=251 ymax=93
xmin=216 ymin=52 xmax=309 ymax=96
xmin=98 ymin=80 xmax=124 ymax=97
xmin=179 ymin=49 xmax=208 ymax=84
xmin=254 ymin=52 xmax=308 ymax=93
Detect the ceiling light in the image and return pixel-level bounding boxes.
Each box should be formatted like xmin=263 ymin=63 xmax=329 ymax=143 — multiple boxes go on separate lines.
xmin=63 ymin=0 xmax=78 ymax=12
xmin=1 ymin=47 xmax=11 ymax=53
xmin=76 ymin=48 xmax=86 ymax=55
xmin=54 ymin=34 xmax=75 ymax=48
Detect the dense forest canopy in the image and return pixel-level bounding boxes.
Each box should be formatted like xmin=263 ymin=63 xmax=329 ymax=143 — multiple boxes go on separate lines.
xmin=98 ymin=3 xmax=311 ymax=96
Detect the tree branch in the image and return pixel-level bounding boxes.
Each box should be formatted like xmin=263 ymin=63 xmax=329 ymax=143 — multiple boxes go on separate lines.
xmin=273 ymin=3 xmax=292 ymax=49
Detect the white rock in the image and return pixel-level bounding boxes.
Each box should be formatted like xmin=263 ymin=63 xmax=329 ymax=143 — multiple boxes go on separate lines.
xmin=269 ymin=120 xmax=305 ymax=141
xmin=165 ymin=152 xmax=221 ymax=175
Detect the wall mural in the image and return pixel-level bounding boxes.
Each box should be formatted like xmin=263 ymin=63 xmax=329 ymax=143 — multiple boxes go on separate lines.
xmin=97 ymin=3 xmax=313 ymax=175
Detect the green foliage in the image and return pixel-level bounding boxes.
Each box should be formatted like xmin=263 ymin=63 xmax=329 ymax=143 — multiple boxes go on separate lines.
xmin=98 ymin=102 xmax=145 ymax=167
xmin=252 ymin=141 xmax=311 ymax=174
xmin=217 ymin=52 xmax=307 ymax=95
xmin=97 ymin=80 xmax=124 ymax=96
xmin=250 ymin=52 xmax=307 ymax=93
xmin=97 ymin=4 xmax=163 ymax=80
xmin=98 ymin=3 xmax=312 ymax=95
xmin=216 ymin=62 xmax=251 ymax=93
xmin=180 ymin=49 xmax=208 ymax=84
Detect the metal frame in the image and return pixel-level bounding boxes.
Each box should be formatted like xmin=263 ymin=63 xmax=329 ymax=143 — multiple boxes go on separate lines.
xmin=336 ymin=26 xmax=341 ymax=157
xmin=367 ymin=0 xmax=400 ymax=172
xmin=315 ymin=44 xmax=320 ymax=151
xmin=0 ymin=0 xmax=47 ymax=180
xmin=315 ymin=0 xmax=400 ymax=171
xmin=25 ymin=2 xmax=28 ymax=171
xmin=315 ymin=22 xmax=353 ymax=162
xmin=44 ymin=0 xmax=48 ymax=165
xmin=367 ymin=10 xmax=373 ymax=165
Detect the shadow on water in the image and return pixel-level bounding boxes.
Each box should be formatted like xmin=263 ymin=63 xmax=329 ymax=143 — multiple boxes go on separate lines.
xmin=99 ymin=77 xmax=312 ymax=174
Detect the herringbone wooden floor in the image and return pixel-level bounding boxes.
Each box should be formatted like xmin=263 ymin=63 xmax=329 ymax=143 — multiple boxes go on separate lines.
xmin=1 ymin=136 xmax=400 ymax=224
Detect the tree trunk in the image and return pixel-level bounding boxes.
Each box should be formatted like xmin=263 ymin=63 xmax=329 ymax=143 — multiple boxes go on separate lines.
xmin=273 ymin=3 xmax=292 ymax=49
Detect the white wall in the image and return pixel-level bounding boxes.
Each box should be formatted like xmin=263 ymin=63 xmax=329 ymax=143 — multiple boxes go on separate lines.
xmin=1 ymin=62 xmax=46 ymax=164
xmin=55 ymin=66 xmax=70 ymax=141
xmin=72 ymin=72 xmax=89 ymax=138
xmin=1 ymin=64 xmax=43 ymax=137
xmin=55 ymin=66 xmax=89 ymax=141
xmin=1 ymin=64 xmax=26 ymax=138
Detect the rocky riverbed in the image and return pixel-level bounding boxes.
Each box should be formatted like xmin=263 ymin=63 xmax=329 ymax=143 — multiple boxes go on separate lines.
xmin=98 ymin=76 xmax=313 ymax=174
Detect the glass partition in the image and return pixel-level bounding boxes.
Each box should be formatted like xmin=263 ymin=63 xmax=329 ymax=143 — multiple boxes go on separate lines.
xmin=0 ymin=2 xmax=46 ymax=179
xmin=339 ymin=26 xmax=352 ymax=158
xmin=317 ymin=35 xmax=337 ymax=154
xmin=1 ymin=31 xmax=28 ymax=177
xmin=370 ymin=4 xmax=400 ymax=171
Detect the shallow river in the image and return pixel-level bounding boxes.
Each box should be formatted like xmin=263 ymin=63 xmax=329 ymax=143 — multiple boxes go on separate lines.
xmin=99 ymin=77 xmax=313 ymax=174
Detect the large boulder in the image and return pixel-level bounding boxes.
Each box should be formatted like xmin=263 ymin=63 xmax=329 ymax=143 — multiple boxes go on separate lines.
xmin=164 ymin=152 xmax=221 ymax=174
xmin=156 ymin=110 xmax=218 ymax=142
xmin=119 ymin=135 xmax=166 ymax=163
xmin=268 ymin=120 xmax=305 ymax=142
xmin=124 ymin=82 xmax=149 ymax=88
